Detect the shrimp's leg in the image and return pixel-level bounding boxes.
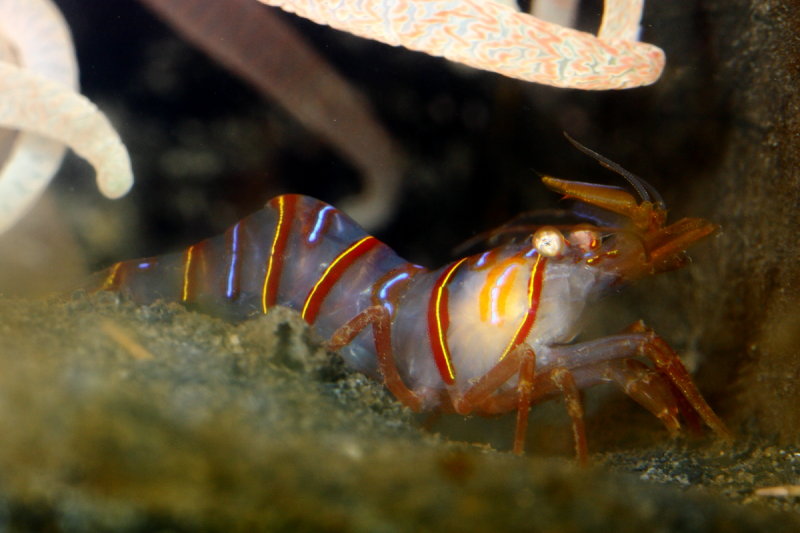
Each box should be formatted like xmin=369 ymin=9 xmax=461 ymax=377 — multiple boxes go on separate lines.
xmin=544 ymin=359 xmax=686 ymax=464
xmin=551 ymin=367 xmax=589 ymax=465
xmin=546 ymin=323 xmax=731 ymax=440
xmin=446 ymin=343 xmax=537 ymax=455
xmin=624 ymin=321 xmax=730 ymax=438
xmin=540 ymin=358 xmax=687 ymax=464
xmin=454 ymin=343 xmax=533 ymax=411
xmin=499 ymin=354 xmax=711 ymax=461
xmin=592 ymin=358 xmax=682 ymax=436
xmin=447 ymin=343 xmax=590 ymax=460
xmin=513 ymin=352 xmax=536 ymax=455
xmin=326 ymin=305 xmax=424 ymax=411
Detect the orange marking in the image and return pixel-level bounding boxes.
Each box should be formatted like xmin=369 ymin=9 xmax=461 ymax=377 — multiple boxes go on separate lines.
xmin=498 ymin=254 xmax=547 ymax=361
xmin=427 ymin=257 xmax=469 ymax=385
xmin=301 ymin=236 xmax=380 ymax=324
xmin=478 ymin=258 xmax=524 ymax=324
xmin=493 ymin=266 xmax=520 ymax=324
xmin=261 ymin=195 xmax=297 ymax=312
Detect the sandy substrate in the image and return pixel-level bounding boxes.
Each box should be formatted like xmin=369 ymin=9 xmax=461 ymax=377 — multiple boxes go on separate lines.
xmin=0 ymin=293 xmax=796 ymax=532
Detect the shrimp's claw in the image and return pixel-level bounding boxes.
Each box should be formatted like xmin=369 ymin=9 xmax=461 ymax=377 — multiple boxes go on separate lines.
xmin=541 ymin=176 xmax=666 ymax=232
xmin=645 ymin=217 xmax=718 ymax=273
xmin=541 ymin=175 xmax=718 ymax=281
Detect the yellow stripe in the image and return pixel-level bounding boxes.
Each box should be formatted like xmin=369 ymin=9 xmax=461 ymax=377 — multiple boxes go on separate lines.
xmin=433 ymin=257 xmax=468 ymax=382
xmin=100 ymin=262 xmax=122 ymax=290
xmin=181 ymin=245 xmax=196 ymax=302
xmin=262 ymin=196 xmax=286 ymax=313
xmin=498 ymin=254 xmax=543 ymax=361
xmin=301 ymin=236 xmax=372 ymax=320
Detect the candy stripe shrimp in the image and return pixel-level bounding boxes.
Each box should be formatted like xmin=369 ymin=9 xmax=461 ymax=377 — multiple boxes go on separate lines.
xmin=88 ymin=139 xmax=731 ymax=462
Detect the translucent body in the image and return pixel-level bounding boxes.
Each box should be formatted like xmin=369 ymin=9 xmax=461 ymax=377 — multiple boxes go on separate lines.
xmin=90 ymin=190 xmax=730 ymax=457
xmin=91 ymin=195 xmax=605 ymax=396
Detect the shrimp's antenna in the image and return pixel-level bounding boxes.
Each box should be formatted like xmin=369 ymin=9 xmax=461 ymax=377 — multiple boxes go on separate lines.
xmin=563 ymin=132 xmax=667 ymax=210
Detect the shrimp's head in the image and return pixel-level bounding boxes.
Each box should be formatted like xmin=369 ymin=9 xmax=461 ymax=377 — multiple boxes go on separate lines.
xmin=540 ymin=174 xmax=716 ymax=283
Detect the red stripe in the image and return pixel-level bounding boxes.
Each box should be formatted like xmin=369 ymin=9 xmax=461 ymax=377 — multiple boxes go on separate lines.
xmin=301 ymin=236 xmax=380 ymax=324
xmin=427 ymin=258 xmax=468 ymax=385
xmin=501 ymin=255 xmax=547 ymax=359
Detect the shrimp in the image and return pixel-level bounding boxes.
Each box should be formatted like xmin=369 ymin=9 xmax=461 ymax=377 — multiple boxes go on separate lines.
xmin=89 ymin=139 xmax=730 ymax=462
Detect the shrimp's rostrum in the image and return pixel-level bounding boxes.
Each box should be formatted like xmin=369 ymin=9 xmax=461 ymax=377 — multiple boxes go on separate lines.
xmin=89 ymin=141 xmax=731 ymax=462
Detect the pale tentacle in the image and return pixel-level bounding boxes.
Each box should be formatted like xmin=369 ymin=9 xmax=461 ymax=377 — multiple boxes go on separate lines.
xmin=599 ymin=0 xmax=644 ymax=41
xmin=532 ymin=0 xmax=578 ymax=29
xmin=0 ymin=63 xmax=133 ymax=201
xmin=0 ymin=0 xmax=74 ymax=233
xmin=534 ymin=0 xmax=643 ymax=41
xmin=0 ymin=0 xmax=77 ymax=83
xmin=0 ymin=0 xmax=133 ymax=233
xmin=257 ymin=0 xmax=664 ymax=89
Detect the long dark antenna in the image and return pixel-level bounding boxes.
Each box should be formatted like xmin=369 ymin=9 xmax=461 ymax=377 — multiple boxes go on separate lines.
xmin=563 ymin=132 xmax=666 ymax=209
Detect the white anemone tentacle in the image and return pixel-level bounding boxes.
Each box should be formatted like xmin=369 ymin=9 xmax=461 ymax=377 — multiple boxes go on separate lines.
xmin=0 ymin=0 xmax=132 ymax=233
xmin=0 ymin=63 xmax=133 ymax=198
xmin=256 ymin=0 xmax=664 ymax=89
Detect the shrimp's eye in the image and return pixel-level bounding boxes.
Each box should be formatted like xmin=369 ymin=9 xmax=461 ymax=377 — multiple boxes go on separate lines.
xmin=568 ymin=227 xmax=601 ymax=253
xmin=532 ymin=226 xmax=566 ymax=257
